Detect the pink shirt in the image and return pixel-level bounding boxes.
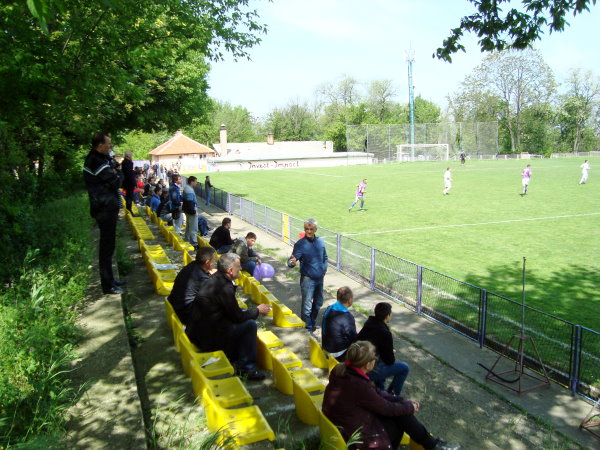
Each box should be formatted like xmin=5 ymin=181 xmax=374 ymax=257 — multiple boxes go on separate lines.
xmin=356 ymin=182 xmax=366 ymax=196
xmin=522 ymin=168 xmax=532 ymax=179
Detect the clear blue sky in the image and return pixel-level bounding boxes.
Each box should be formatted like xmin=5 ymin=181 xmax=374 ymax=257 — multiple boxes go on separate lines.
xmin=208 ymin=0 xmax=599 ymax=119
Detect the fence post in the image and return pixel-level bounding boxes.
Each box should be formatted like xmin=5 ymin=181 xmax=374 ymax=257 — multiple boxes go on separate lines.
xmin=478 ymin=289 xmax=488 ymax=348
xmin=416 ymin=266 xmax=423 ymax=314
xmin=263 ymin=205 xmax=268 ymax=232
xmin=570 ymin=325 xmax=582 ymax=396
xmin=370 ymin=247 xmax=376 ymax=289
xmin=226 ymin=193 xmax=232 ymax=214
xmin=251 ymin=202 xmax=255 ymax=226
xmin=336 ymin=234 xmax=341 ymax=271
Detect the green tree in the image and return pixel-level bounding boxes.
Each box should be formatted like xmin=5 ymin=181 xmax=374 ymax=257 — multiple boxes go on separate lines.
xmin=436 ymin=0 xmax=597 ymax=62
xmin=366 ymin=80 xmax=397 ymax=122
xmin=449 ymin=49 xmax=556 ymax=153
xmin=557 ymin=69 xmax=600 ymax=152
xmin=265 ymin=101 xmax=319 ymax=141
xmin=414 ymin=96 xmax=441 ymax=123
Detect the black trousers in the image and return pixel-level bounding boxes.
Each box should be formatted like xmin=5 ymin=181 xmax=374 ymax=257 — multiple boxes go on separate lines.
xmin=96 ymin=211 xmax=118 ymax=292
xmin=125 ymin=189 xmax=134 ymax=213
xmin=379 ymin=414 xmax=438 ymax=449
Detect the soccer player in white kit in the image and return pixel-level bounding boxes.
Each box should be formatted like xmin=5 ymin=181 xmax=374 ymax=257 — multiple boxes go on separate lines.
xmin=443 ymin=168 xmax=452 ymax=195
xmin=579 ymin=160 xmax=590 ymax=184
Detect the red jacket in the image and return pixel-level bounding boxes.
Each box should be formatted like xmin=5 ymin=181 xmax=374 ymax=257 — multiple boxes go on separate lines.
xmin=322 ymin=366 xmax=414 ymax=449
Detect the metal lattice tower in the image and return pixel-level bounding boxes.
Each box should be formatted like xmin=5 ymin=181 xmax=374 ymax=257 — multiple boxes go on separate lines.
xmin=406 ymin=49 xmax=415 ymax=159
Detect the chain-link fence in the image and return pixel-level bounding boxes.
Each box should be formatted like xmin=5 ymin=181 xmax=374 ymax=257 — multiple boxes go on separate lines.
xmin=347 ymin=122 xmax=499 ymax=161
xmin=202 ymin=187 xmax=599 ymax=401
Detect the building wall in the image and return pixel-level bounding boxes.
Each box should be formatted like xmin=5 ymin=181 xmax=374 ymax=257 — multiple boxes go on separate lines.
xmin=201 ymin=153 xmax=374 ymax=173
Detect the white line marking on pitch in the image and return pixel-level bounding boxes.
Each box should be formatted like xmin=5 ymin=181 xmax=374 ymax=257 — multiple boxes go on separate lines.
xmin=342 ymin=212 xmax=600 ymax=236
xmin=293 ymin=170 xmax=345 ymax=178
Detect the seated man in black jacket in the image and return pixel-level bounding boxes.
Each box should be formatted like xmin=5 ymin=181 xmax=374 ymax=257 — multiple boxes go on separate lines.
xmin=167 ymin=246 xmax=216 ymax=325
xmin=357 ymin=302 xmax=410 ymax=395
xmin=186 ymin=253 xmax=271 ymax=380
xmin=209 ymin=217 xmax=234 ymax=254
xmin=321 ymin=286 xmax=357 ymax=361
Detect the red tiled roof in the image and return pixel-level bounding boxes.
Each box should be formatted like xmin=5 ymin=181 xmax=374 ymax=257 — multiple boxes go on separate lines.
xmin=149 ymin=131 xmax=215 ymax=156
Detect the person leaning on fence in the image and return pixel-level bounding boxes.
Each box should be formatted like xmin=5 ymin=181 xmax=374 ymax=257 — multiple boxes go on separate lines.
xmin=322 ymin=341 xmax=460 ymax=450
xmin=357 ymin=302 xmax=410 ymax=395
xmin=322 ymin=286 xmax=357 ymax=361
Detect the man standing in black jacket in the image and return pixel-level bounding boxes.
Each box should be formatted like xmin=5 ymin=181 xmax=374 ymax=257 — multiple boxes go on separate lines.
xmin=121 ymin=151 xmax=136 ymax=214
xmin=357 ymin=302 xmax=410 ymax=395
xmin=186 ymin=253 xmax=271 ymax=380
xmin=83 ymin=133 xmax=126 ymax=295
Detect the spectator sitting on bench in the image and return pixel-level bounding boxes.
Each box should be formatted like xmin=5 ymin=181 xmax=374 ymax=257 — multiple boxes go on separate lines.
xmin=186 ymin=253 xmax=271 ymax=381
xmin=322 ymin=286 xmax=357 ymax=361
xmin=323 ymin=341 xmax=460 ymax=450
xmin=209 ymin=217 xmax=234 ymax=254
xmin=156 ymin=189 xmax=172 ymax=225
xmin=149 ymin=185 xmax=162 ymax=213
xmin=167 ymin=246 xmax=216 ymax=326
xmin=357 ymin=302 xmax=410 ymax=395
xmin=230 ymin=232 xmax=261 ymax=275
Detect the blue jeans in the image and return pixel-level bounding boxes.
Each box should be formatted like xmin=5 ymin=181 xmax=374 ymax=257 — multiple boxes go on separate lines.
xmin=197 ymin=215 xmax=210 ymax=235
xmin=229 ymin=320 xmax=258 ymax=371
xmin=369 ymin=360 xmax=410 ymax=396
xmin=300 ymin=275 xmax=324 ymax=330
xmin=241 ymin=260 xmax=256 ymax=275
xmin=216 ymin=244 xmax=232 ymax=254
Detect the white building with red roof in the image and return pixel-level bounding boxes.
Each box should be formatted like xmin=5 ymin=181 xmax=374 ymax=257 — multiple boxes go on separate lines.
xmin=149 ymin=130 xmax=215 ymax=172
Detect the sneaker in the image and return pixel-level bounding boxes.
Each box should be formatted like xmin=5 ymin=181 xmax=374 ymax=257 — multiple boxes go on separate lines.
xmin=348 ymin=207 xmax=352 ymax=212
xmin=434 ymin=439 xmax=461 ymax=450
xmin=113 ymin=279 xmax=127 ymax=287
xmin=237 ymin=369 xmax=266 ymax=381
xmin=103 ymin=286 xmax=125 ymax=295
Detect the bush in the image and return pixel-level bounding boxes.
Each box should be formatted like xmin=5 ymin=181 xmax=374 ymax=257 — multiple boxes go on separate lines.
xmin=0 ymin=192 xmax=93 ymax=446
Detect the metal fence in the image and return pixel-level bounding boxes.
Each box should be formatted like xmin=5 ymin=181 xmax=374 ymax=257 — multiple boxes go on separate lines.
xmin=346 ymin=122 xmax=499 ymax=161
xmin=203 ymin=186 xmax=599 ymax=401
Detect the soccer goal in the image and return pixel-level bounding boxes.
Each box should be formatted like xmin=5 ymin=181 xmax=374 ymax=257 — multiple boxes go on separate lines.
xmin=396 ymin=144 xmax=450 ymax=162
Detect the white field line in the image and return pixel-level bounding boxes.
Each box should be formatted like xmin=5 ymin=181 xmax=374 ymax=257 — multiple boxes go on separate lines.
xmin=293 ymin=170 xmax=345 ymax=178
xmin=342 ymin=212 xmax=600 ymax=236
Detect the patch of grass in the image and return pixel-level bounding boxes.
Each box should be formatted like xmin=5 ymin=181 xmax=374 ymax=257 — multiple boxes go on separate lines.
xmin=121 ymin=292 xmax=144 ymax=347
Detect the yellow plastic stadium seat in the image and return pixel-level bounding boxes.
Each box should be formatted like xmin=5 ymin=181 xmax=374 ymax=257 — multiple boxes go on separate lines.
xmin=171 ymin=313 xmax=185 ymax=352
xmin=272 ymin=301 xmax=305 ymax=328
xmin=308 ymin=334 xmax=330 ymax=369
xmin=268 ymin=347 xmax=303 ymax=370
xmin=173 ymin=235 xmax=195 ymax=252
xmin=163 ymin=297 xmax=175 ymax=330
xmin=328 ymin=355 xmax=339 ymax=373
xmin=190 ymin=361 xmax=252 ymax=408
xmin=202 ymin=390 xmax=275 ymax=446
xmin=257 ymin=330 xmax=283 ymax=349
xmin=178 ymin=332 xmax=235 ymax=379
xmin=151 ymin=268 xmax=176 ymax=295
xmin=319 ymin=412 xmax=346 ymax=450
xmin=272 ymin=356 xmax=324 ymax=396
xmin=292 ymin=380 xmax=324 ymax=426
xmin=145 ymin=205 xmax=151 ymax=216
xmin=237 ymin=299 xmax=248 ymax=310
xmin=251 ymin=284 xmax=269 ymax=305
xmin=197 ymin=235 xmax=210 ymax=247
xmin=182 ymin=250 xmax=194 ymax=266
xmin=243 ymin=276 xmax=258 ymax=295
xmin=256 ymin=333 xmax=283 ymax=371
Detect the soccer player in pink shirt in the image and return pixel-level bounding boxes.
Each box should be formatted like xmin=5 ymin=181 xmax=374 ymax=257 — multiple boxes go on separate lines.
xmin=521 ymin=164 xmax=532 ymax=195
xmin=349 ymin=178 xmax=367 ymax=211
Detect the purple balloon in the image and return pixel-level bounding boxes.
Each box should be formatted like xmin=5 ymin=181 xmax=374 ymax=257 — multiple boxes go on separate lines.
xmin=259 ymin=263 xmax=275 ymax=280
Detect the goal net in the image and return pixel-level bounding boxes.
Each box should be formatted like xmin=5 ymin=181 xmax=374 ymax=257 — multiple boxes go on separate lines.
xmin=397 ymin=144 xmax=450 ymax=162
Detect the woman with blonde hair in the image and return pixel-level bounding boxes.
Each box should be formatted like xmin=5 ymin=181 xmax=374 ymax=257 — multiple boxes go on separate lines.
xmin=322 ymin=341 xmax=459 ymax=450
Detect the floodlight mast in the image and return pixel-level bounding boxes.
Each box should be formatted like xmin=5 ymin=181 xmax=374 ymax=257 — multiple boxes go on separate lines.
xmin=406 ymin=49 xmax=415 ymax=160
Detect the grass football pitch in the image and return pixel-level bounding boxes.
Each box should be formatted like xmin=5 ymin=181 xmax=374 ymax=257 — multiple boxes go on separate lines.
xmin=196 ymin=157 xmax=600 ymax=331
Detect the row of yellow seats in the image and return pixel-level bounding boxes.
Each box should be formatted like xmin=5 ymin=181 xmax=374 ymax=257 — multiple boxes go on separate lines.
xmin=235 ymin=270 xmax=305 ymax=327
xmin=139 ymin=240 xmax=176 ymax=295
xmin=164 ymin=299 xmax=275 ymax=447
